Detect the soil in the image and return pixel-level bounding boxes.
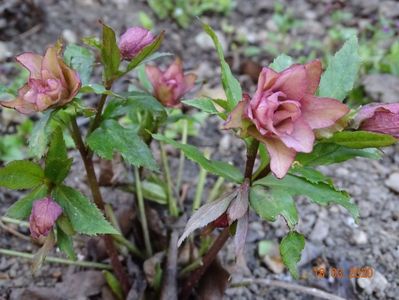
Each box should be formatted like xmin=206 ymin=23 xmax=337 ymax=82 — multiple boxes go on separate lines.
xmin=0 ymin=0 xmax=398 ymax=299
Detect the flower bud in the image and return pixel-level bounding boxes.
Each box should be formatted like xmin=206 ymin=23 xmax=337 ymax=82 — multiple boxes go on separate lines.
xmin=118 ymin=27 xmax=155 ymax=60
xmin=29 ymin=197 xmax=63 ymax=239
xmin=145 ymin=58 xmax=197 ymax=107
xmin=0 ymin=46 xmax=81 ymax=114
xmin=354 ymin=103 xmax=399 ymax=138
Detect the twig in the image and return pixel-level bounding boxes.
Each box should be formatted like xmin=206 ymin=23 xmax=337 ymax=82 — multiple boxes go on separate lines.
xmin=176 ymin=119 xmax=188 ymax=194
xmin=160 ymin=142 xmax=179 ymax=217
xmin=134 ymin=167 xmax=153 ymax=257
xmin=0 ymin=220 xmax=30 ymax=241
xmin=0 ymin=248 xmax=112 ymax=270
xmin=160 ymin=231 xmax=179 ymax=300
xmin=69 ymin=116 xmax=130 ymax=294
xmin=230 ymin=278 xmax=346 ymax=300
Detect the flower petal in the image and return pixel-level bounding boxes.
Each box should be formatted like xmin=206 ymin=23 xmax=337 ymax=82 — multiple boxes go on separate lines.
xmin=279 ymin=118 xmax=315 ymax=153
xmin=16 ymin=52 xmax=43 ymax=79
xmin=304 ymin=59 xmax=322 ymax=95
xmin=301 ymin=95 xmax=350 ymax=129
xmin=165 ymin=58 xmax=183 ymax=79
xmin=272 ymin=64 xmax=307 ymax=100
xmin=0 ymin=85 xmax=36 ymax=114
xmin=223 ymin=100 xmax=247 ymax=130
xmin=42 ymin=47 xmax=64 ymax=82
xmin=353 ymin=103 xmax=399 ymax=128
xmin=145 ymin=65 xmax=163 ymax=90
xmin=251 ymin=67 xmax=279 ymax=107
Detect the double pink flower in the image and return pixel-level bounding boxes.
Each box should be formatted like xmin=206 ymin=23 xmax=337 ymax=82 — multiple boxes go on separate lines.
xmin=225 ymin=60 xmax=349 ymax=178
xmin=145 ymin=58 xmax=197 ymax=107
xmin=0 ymin=46 xmax=81 ymax=114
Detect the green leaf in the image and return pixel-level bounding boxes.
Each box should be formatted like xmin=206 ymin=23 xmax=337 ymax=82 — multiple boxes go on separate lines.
xmin=52 ymin=185 xmax=119 ymax=235
xmin=126 ymin=92 xmax=165 ymax=114
xmin=296 ymin=143 xmax=381 ymax=166
xmin=269 ymin=54 xmax=294 ymax=72
xmin=250 ymin=185 xmax=298 ymax=229
xmin=124 ymin=32 xmax=165 ymax=73
xmin=137 ymin=64 xmax=153 ymax=92
xmin=56 ymin=226 xmax=76 ymax=260
xmin=64 ymin=44 xmax=95 ymax=85
xmin=202 ymin=22 xmax=242 ymax=111
xmin=255 ymin=174 xmax=359 ymax=220
xmin=29 ymin=110 xmax=54 ymax=158
xmin=182 ymin=98 xmax=220 ymax=114
xmin=152 ymin=134 xmax=243 ymax=183
xmin=323 ymin=131 xmax=397 ymax=149
xmin=318 ymin=36 xmax=360 ymax=101
xmin=87 ymin=120 xmax=157 ymax=170
xmin=103 ymin=271 xmax=124 ymax=300
xmin=44 ymin=127 xmax=72 ymax=185
xmin=101 ymin=23 xmax=120 ymax=82
xmin=289 ymin=166 xmax=332 ymax=185
xmin=6 ymin=185 xmax=48 ymax=219
xmin=140 ymin=181 xmax=167 ymax=205
xmin=280 ymin=231 xmax=305 ymax=279
xmin=0 ymin=160 xmax=44 ymax=190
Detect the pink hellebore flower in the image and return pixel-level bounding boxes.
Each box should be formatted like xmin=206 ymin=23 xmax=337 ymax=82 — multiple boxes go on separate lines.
xmin=224 ymin=60 xmax=349 ymax=178
xmin=145 ymin=58 xmax=197 ymax=108
xmin=0 ymin=46 xmax=81 ymax=114
xmin=353 ymin=103 xmax=399 ymax=138
xmin=118 ymin=27 xmax=155 ymax=60
xmin=29 ymin=197 xmax=63 ymax=239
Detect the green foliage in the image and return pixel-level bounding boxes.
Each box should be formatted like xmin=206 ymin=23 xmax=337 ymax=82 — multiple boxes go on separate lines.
xmin=182 ymin=98 xmax=220 ymax=114
xmin=44 ymin=127 xmax=73 ymax=185
xmin=255 ymin=174 xmax=359 ymax=221
xmin=53 ymin=185 xmax=119 ymax=235
xmin=0 ymin=160 xmax=44 ymax=190
xmin=29 ymin=110 xmax=55 ymax=158
xmin=296 ymin=143 xmax=381 ymax=166
xmin=101 ymin=23 xmax=121 ymax=82
xmin=250 ymin=185 xmax=298 ymax=229
xmin=64 ymin=44 xmax=95 ymax=85
xmin=103 ymin=271 xmax=124 ymax=300
xmin=0 ymin=119 xmax=32 ymax=162
xmin=6 ymin=185 xmax=48 ymax=219
xmin=153 ymin=134 xmax=244 ymax=183
xmin=56 ymin=226 xmax=76 ymax=260
xmin=319 ymin=36 xmax=360 ymax=101
xmin=87 ymin=120 xmax=158 ymax=170
xmin=269 ymin=54 xmax=294 ymax=71
xmin=203 ymin=22 xmax=242 ymax=111
xmin=280 ymin=231 xmax=305 ymax=279
xmin=323 ymin=131 xmax=397 ymax=149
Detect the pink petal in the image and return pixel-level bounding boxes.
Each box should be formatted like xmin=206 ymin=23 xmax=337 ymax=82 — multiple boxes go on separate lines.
xmin=183 ymin=73 xmax=197 ymax=93
xmin=304 ymin=60 xmax=322 ymax=95
xmin=354 ymin=103 xmax=399 ymax=128
xmin=165 ymin=58 xmax=184 ymax=79
xmin=361 ymin=110 xmax=399 ymax=138
xmin=252 ymin=67 xmax=279 ymax=107
xmin=145 ymin=65 xmax=163 ymax=89
xmin=272 ymin=64 xmax=307 ymax=100
xmin=0 ymin=85 xmax=37 ymax=114
xmin=42 ymin=47 xmax=64 ymax=82
xmin=301 ymin=95 xmax=350 ymax=129
xmin=16 ymin=52 xmax=43 ymax=79
xmin=279 ymin=118 xmax=315 ymax=153
xmin=223 ymin=100 xmax=247 ymax=129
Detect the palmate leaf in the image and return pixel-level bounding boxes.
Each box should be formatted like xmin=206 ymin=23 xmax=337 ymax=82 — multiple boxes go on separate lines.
xmin=202 ymin=22 xmax=242 ymax=111
xmin=318 ymin=35 xmax=360 ymax=101
xmin=254 ymin=174 xmax=359 ymax=221
xmin=0 ymin=160 xmax=45 ymax=190
xmin=280 ymin=231 xmax=305 ymax=279
xmin=52 ymin=185 xmax=119 ymax=235
xmin=152 ymin=134 xmax=243 ymax=183
xmin=87 ymin=120 xmax=157 ymax=170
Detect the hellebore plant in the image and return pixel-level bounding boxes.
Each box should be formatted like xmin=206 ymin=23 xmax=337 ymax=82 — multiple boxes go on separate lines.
xmin=0 ymin=20 xmax=398 ymax=300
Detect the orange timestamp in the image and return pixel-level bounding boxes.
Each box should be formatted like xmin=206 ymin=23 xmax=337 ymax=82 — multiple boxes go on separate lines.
xmin=313 ymin=266 xmax=374 ymax=279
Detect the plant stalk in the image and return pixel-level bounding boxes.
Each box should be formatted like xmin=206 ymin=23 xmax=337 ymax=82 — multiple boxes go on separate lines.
xmin=134 ymin=167 xmax=153 ymax=257
xmin=69 ymin=116 xmax=130 ymax=295
xmin=160 ymin=142 xmax=179 ymax=217
xmin=176 ymin=119 xmax=188 ymax=194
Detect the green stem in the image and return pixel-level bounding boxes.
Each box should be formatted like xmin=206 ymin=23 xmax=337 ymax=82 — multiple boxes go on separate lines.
xmin=134 ymin=167 xmax=153 ymax=257
xmin=192 ymin=149 xmax=210 ymax=211
xmin=179 ymin=258 xmax=203 ymax=277
xmin=0 ymin=248 xmax=112 ymax=270
xmin=160 ymin=142 xmax=179 ymax=217
xmin=176 ymin=119 xmax=188 ymax=194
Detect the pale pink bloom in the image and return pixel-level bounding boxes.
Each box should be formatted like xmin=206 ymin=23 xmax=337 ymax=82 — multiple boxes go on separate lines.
xmin=145 ymin=58 xmax=197 ymax=107
xmin=224 ymin=60 xmax=349 ymax=178
xmin=354 ymin=103 xmax=399 ymax=138
xmin=118 ymin=27 xmax=155 ymax=60
xmin=0 ymin=46 xmax=81 ymax=114
xmin=29 ymin=197 xmax=63 ymax=239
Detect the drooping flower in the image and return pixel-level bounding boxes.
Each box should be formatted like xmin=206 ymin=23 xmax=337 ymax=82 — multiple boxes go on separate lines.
xmin=0 ymin=46 xmax=81 ymax=114
xmin=178 ymin=180 xmax=249 ymax=256
xmin=29 ymin=197 xmax=63 ymax=239
xmin=145 ymin=58 xmax=197 ymax=107
xmin=353 ymin=103 xmax=399 ymax=138
xmin=224 ymin=60 xmax=349 ymax=178
xmin=118 ymin=27 xmax=155 ymax=60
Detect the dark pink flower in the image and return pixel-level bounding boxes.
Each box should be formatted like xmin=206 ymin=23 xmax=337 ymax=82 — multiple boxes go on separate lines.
xmin=118 ymin=27 xmax=155 ymax=60
xmin=0 ymin=46 xmax=81 ymax=114
xmin=145 ymin=58 xmax=197 ymax=107
xmin=29 ymin=197 xmax=63 ymax=239
xmin=224 ymin=60 xmax=349 ymax=178
xmin=354 ymin=103 xmax=399 ymax=138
